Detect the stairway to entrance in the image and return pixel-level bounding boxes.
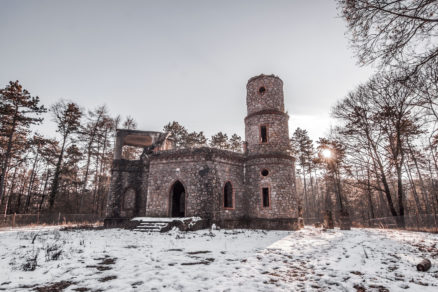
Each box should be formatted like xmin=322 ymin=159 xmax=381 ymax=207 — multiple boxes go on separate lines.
xmin=133 ymin=221 xmax=170 ymax=232
xmin=131 ymin=217 xmax=178 ymax=233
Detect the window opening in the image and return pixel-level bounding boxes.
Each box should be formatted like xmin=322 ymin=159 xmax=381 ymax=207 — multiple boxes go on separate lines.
xmin=259 ymin=86 xmax=266 ymax=95
xmin=224 ymin=182 xmax=233 ymax=208
xmin=262 ymin=187 xmax=270 ymax=207
xmin=260 ymin=125 xmax=268 ymax=143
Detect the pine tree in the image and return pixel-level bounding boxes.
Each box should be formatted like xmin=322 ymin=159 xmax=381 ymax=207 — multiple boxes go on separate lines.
xmin=79 ymin=105 xmax=110 ymax=211
xmin=210 ymin=132 xmax=230 ymax=150
xmin=184 ymin=131 xmax=207 ymax=148
xmin=291 ymin=128 xmax=315 ymax=218
xmin=49 ymin=101 xmax=82 ymax=210
xmin=0 ymin=81 xmax=46 ymax=204
xmin=163 ymin=121 xmax=189 ymax=149
xmin=229 ymin=134 xmax=243 ymax=152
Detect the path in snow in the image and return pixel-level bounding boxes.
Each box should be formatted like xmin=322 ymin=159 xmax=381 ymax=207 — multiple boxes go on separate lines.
xmin=0 ymin=226 xmax=437 ymax=291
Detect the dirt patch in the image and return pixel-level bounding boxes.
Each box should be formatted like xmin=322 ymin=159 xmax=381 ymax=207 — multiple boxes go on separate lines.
xmin=369 ymin=284 xmax=390 ymax=291
xmin=98 ymin=258 xmax=116 ymax=265
xmin=86 ymin=265 xmax=112 ymax=271
xmin=181 ymin=258 xmax=215 ymax=265
xmin=60 ymin=225 xmax=104 ymax=232
xmin=131 ymin=281 xmax=143 ymax=288
xmin=98 ymin=276 xmax=117 ymax=282
xmin=34 ymin=281 xmax=73 ymax=292
xmin=124 ymin=245 xmax=138 ymax=249
xmin=187 ymin=250 xmax=211 ymax=255
xmin=18 ymin=284 xmax=38 ymax=289
xmin=409 ymin=279 xmax=429 ymax=286
xmin=353 ymin=284 xmax=366 ymax=292
xmin=86 ymin=256 xmax=116 ymax=271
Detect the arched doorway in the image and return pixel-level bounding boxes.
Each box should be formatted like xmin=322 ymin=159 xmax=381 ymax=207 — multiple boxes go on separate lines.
xmin=170 ymin=181 xmax=185 ymax=217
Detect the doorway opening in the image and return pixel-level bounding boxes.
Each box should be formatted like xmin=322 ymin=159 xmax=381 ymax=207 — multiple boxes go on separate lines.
xmin=171 ymin=181 xmax=186 ymax=217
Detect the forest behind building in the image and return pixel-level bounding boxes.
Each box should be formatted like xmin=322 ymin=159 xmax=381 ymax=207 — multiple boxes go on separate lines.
xmin=1 ymin=1 xmax=438 ymax=230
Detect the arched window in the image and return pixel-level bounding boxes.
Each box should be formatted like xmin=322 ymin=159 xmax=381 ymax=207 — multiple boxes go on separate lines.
xmin=224 ymin=181 xmax=233 ymax=209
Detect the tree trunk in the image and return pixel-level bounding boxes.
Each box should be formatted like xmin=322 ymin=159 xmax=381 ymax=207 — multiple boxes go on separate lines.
xmin=313 ymin=169 xmax=322 ymax=220
xmin=371 ymin=149 xmax=398 ymax=217
xmin=96 ymin=129 xmax=109 ymax=216
xmin=24 ymin=147 xmax=40 ymax=213
xmin=405 ymin=161 xmax=423 ymax=215
xmin=49 ymin=134 xmax=68 ymax=210
xmin=366 ymin=167 xmax=375 ymax=219
xmin=396 ymin=164 xmax=405 ymax=227
xmin=92 ymin=137 xmax=103 ymax=214
xmin=15 ymin=170 xmax=28 ymax=214
xmin=428 ymin=160 xmax=438 ymax=209
xmin=407 ymin=141 xmax=431 ymax=214
xmin=0 ymin=110 xmax=18 ymax=203
xmin=4 ymin=167 xmax=18 ymax=215
xmin=302 ymin=171 xmax=308 ymax=218
xmin=39 ymin=168 xmax=51 ymax=211
xmin=308 ymin=165 xmax=316 ymax=218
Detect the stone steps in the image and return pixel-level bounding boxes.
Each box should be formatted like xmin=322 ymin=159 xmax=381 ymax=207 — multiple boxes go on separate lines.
xmin=133 ymin=221 xmax=169 ymax=232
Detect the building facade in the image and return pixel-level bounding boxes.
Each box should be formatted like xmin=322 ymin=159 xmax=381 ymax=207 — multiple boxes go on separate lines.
xmin=105 ymin=74 xmax=299 ymax=230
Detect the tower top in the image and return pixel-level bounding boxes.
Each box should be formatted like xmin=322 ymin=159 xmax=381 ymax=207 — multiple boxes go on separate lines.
xmin=246 ymin=74 xmax=285 ymax=116
xmin=247 ymin=74 xmax=283 ymax=88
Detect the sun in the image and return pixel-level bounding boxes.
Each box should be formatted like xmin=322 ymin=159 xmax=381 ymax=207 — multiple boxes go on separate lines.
xmin=322 ymin=149 xmax=332 ymax=159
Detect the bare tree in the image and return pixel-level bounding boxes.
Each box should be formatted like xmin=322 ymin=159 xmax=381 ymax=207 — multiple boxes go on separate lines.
xmin=337 ymin=0 xmax=438 ymax=75
xmin=333 ymin=71 xmax=425 ymax=226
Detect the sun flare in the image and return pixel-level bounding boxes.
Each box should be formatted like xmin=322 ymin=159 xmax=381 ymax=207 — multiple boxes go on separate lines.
xmin=322 ymin=149 xmax=332 ymax=159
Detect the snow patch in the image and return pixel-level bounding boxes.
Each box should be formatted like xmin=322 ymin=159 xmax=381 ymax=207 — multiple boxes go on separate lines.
xmin=0 ymin=226 xmax=437 ymax=291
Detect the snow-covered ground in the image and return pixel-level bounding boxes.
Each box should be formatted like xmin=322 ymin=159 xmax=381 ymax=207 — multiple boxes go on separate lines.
xmin=0 ymin=226 xmax=437 ymax=291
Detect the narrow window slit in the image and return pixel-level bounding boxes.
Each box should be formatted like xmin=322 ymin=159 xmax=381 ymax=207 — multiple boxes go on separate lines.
xmin=262 ymin=187 xmax=270 ymax=207
xmin=260 ymin=125 xmax=268 ymax=143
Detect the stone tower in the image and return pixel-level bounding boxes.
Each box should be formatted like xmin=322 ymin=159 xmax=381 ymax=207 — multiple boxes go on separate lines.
xmin=244 ymin=74 xmax=298 ymax=221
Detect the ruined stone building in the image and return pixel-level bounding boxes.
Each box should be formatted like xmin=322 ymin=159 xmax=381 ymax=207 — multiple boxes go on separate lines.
xmin=105 ymin=74 xmax=299 ymax=230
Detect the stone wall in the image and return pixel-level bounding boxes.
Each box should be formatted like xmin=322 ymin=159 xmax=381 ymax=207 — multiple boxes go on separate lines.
xmin=246 ymin=75 xmax=284 ymax=115
xmin=245 ymin=112 xmax=290 ymax=154
xmin=209 ymin=154 xmax=245 ymax=221
xmin=214 ymin=218 xmax=299 ymax=230
xmin=145 ymin=148 xmax=245 ymax=219
xmin=245 ymin=156 xmax=298 ymax=219
xmin=105 ymin=160 xmax=146 ymax=218
xmin=106 ymin=149 xmax=299 ymax=228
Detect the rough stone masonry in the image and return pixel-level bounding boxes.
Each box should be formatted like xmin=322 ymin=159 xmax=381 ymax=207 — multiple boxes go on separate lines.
xmin=105 ymin=74 xmax=299 ymax=230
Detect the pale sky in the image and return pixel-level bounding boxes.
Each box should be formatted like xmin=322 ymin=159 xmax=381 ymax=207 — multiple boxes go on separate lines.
xmin=0 ymin=0 xmax=375 ymax=142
